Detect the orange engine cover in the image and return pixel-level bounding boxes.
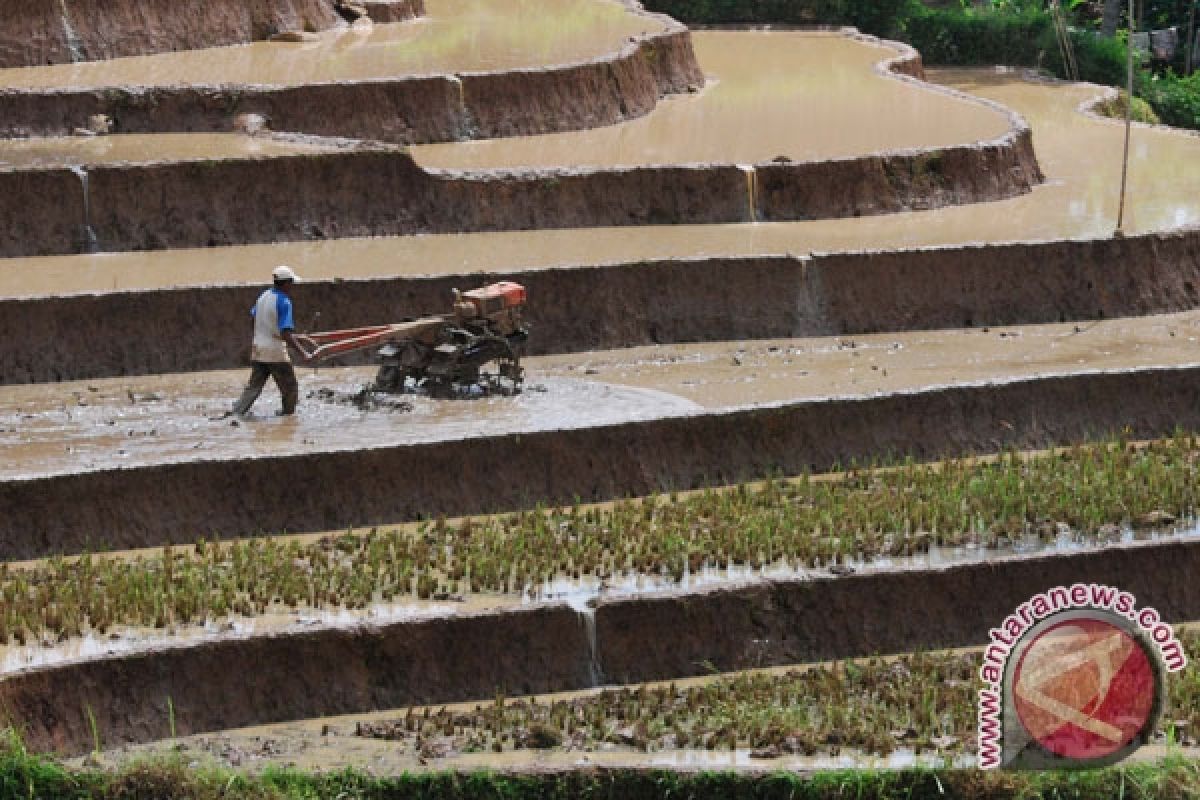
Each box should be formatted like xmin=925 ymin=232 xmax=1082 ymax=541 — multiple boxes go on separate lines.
xmin=463 ymin=281 xmax=526 ymax=311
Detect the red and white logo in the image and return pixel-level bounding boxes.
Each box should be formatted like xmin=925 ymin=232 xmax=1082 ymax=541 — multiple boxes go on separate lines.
xmin=978 ymin=585 xmax=1185 ymax=769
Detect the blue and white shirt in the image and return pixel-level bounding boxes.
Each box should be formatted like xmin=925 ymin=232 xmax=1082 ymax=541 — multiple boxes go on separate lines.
xmin=249 ymin=287 xmax=295 ymax=363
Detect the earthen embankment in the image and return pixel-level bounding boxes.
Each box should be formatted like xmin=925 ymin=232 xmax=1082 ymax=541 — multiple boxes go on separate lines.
xmin=3 ymin=229 xmax=1199 ymax=384
xmin=0 ymin=125 xmax=1039 ymax=259
xmin=0 ymin=0 xmax=343 ymax=68
xmin=0 ymin=28 xmax=702 ymax=144
xmin=0 ymin=605 xmax=590 ymax=755
xmin=757 ymin=127 xmax=1040 ymax=220
xmin=1 ymin=365 xmax=1198 ymax=559
xmin=595 ymin=538 xmax=1200 ymax=683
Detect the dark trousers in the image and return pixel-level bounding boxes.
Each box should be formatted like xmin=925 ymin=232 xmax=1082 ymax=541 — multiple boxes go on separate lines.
xmin=232 ymin=361 xmax=299 ymax=415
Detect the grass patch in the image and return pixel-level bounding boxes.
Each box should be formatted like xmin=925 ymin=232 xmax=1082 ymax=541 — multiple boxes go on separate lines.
xmin=4 ymin=730 xmax=1200 ymax=799
xmin=3 ymin=433 xmax=1199 ymax=643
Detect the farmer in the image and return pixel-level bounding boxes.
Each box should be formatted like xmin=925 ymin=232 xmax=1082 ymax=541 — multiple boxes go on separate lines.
xmin=231 ymin=265 xmax=309 ymax=417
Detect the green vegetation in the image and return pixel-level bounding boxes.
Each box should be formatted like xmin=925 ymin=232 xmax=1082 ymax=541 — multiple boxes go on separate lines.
xmin=0 ymin=434 xmax=1197 ymax=642
xmin=2 ymin=730 xmax=1200 ymax=799
xmin=1094 ymin=88 xmax=1164 ymax=124
xmin=356 ymin=631 xmax=1200 ymax=760
xmin=1139 ymin=69 xmax=1200 ymax=128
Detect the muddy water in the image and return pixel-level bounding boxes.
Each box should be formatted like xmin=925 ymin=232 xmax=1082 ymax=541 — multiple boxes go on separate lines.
xmin=0 ymin=372 xmax=696 ymax=480
xmin=0 ymin=0 xmax=663 ymax=90
xmin=3 ymin=65 xmax=1198 ymax=298
xmin=0 ymin=133 xmax=354 ymax=169
xmin=4 ymin=310 xmax=1200 ymax=478
xmin=535 ymin=309 xmax=1200 ymax=409
xmin=413 ymin=33 xmax=1011 ymax=169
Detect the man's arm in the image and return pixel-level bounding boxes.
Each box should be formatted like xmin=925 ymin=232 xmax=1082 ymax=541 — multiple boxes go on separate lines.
xmin=276 ymin=293 xmax=312 ymax=362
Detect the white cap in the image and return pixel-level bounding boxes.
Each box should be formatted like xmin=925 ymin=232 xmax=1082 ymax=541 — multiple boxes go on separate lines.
xmin=272 ymin=265 xmax=298 ymax=283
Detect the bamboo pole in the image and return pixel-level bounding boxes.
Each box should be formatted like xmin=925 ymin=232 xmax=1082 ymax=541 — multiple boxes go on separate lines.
xmin=1115 ymin=0 xmax=1135 ymax=235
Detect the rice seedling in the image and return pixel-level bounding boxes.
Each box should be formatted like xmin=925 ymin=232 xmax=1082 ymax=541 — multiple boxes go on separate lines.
xmin=355 ymin=630 xmax=1200 ymax=761
xmin=4 ymin=433 xmax=1200 ymax=642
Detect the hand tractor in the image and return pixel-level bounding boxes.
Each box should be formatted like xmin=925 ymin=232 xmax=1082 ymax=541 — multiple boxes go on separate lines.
xmin=294 ymin=282 xmax=528 ymax=395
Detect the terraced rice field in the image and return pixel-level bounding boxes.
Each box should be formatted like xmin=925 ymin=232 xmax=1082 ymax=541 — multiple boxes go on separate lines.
xmin=3 ymin=0 xmax=1200 ymax=787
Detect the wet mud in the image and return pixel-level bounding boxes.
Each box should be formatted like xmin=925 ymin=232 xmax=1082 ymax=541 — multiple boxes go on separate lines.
xmin=0 ymin=373 xmax=696 ymax=480
xmin=3 ymin=228 xmax=1199 ymax=384
xmin=0 ymin=0 xmax=342 ymax=68
xmin=2 ymin=363 xmax=1200 ymax=559
xmin=7 ymin=311 xmax=1200 ymax=479
xmin=6 ymin=535 xmax=1200 ymax=756
xmin=0 ymin=1 xmax=700 ymax=145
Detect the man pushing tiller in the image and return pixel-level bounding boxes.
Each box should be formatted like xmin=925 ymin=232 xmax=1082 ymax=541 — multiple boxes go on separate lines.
xmin=229 ymin=265 xmax=311 ymax=417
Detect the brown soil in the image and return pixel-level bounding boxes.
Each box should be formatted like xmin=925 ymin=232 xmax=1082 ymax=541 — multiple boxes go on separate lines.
xmin=1 ymin=364 xmax=1199 ymax=559
xmin=0 ymin=0 xmax=342 ymax=68
xmin=0 ymin=169 xmax=84 ymax=259
xmin=5 ymin=537 xmax=1199 ymax=756
xmin=2 ymin=229 xmax=1198 ymax=384
xmin=360 ymin=0 xmax=425 ymax=23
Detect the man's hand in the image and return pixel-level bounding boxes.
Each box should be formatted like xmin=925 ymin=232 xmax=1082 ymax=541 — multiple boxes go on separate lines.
xmin=284 ymin=330 xmax=314 ymax=364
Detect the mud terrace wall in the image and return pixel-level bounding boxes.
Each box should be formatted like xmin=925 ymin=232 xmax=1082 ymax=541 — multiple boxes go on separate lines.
xmin=757 ymin=127 xmax=1040 ymax=220
xmin=0 ymin=125 xmax=1037 ymax=260
xmin=0 ymin=28 xmax=703 ymax=144
xmin=6 ymin=536 xmax=1200 ymax=755
xmin=0 ymin=605 xmax=593 ymax=755
xmin=0 ymin=0 xmax=343 ymax=68
xmin=360 ymin=0 xmax=425 ymax=23
xmin=3 ymin=365 xmax=1200 ymax=559
xmin=0 ymin=169 xmax=85 ymax=260
xmin=3 ymin=229 xmax=1199 ymax=384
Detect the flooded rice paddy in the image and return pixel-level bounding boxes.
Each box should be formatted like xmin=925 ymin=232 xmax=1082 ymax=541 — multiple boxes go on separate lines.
xmin=412 ymin=32 xmax=1012 ymax=168
xmin=0 ymin=373 xmax=696 ymax=480
xmin=0 ymin=0 xmax=666 ymax=90
xmin=3 ymin=310 xmax=1198 ymax=479
xmin=2 ymin=60 xmax=1199 ymax=298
